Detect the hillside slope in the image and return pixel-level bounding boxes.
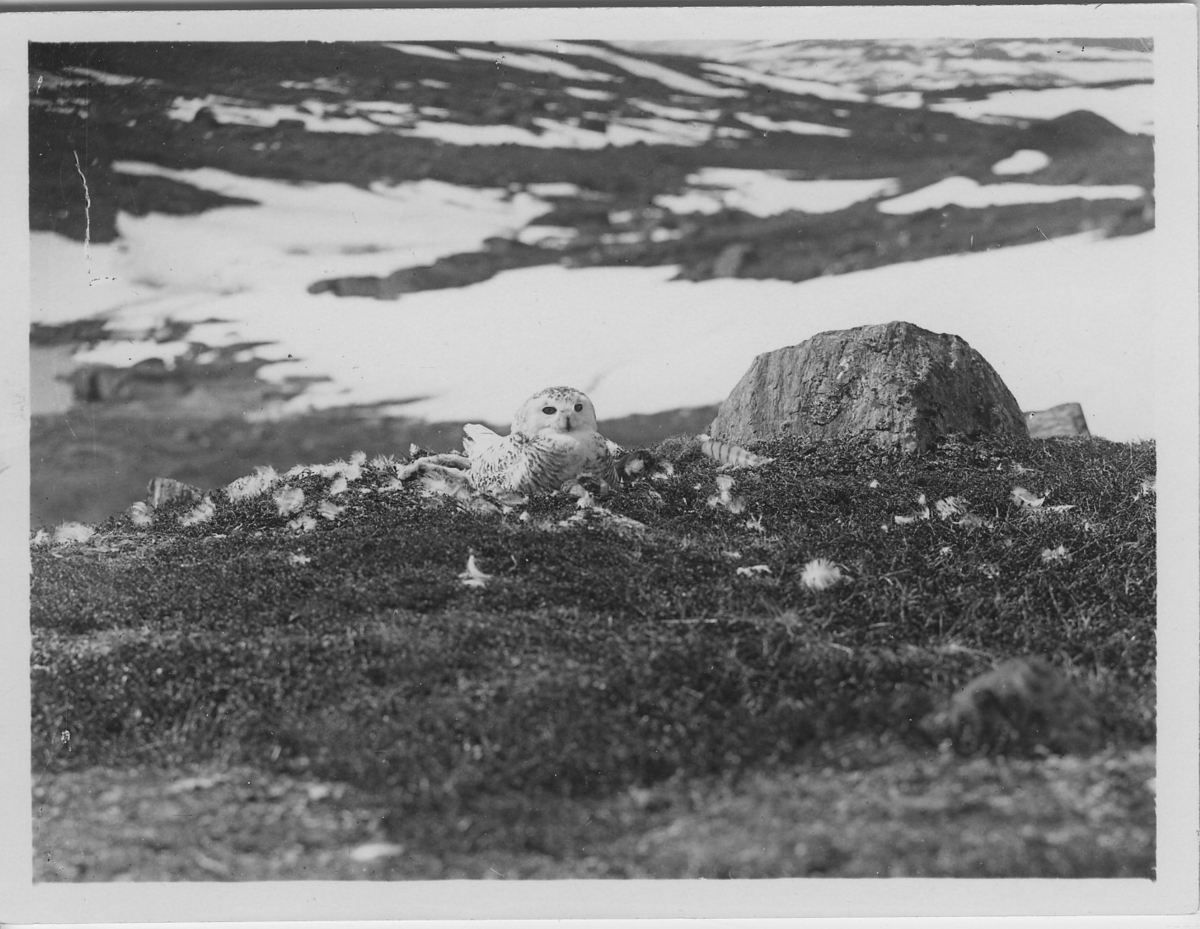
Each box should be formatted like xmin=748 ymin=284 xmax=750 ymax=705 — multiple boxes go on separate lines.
xmin=31 ymin=432 xmax=1156 ymax=880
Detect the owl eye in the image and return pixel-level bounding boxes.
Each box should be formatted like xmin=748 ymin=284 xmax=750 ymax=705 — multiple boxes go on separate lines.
xmin=542 ymin=406 xmax=556 ymax=415
xmin=573 ymin=403 xmax=583 ymax=412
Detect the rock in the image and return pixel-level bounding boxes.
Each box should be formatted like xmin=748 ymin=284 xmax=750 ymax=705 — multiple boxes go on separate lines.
xmin=1025 ymin=402 xmax=1090 ymax=439
xmin=708 ymin=320 xmax=1027 ymax=453
xmin=1023 ymin=110 xmax=1129 ymax=153
xmin=712 ymin=242 xmax=753 ymax=278
xmin=191 ymin=106 xmax=221 ymax=127
xmin=146 ymin=477 xmax=203 ymax=509
xmin=920 ymin=658 xmax=1101 ymax=757
xmin=71 ymin=365 xmax=127 ymax=402
xmin=309 ymin=246 xmax=552 ymax=300
xmin=71 ymin=361 xmax=192 ymax=403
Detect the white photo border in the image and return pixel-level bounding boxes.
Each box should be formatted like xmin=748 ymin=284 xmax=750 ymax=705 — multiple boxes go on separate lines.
xmin=2 ymin=4 xmax=1196 ymax=924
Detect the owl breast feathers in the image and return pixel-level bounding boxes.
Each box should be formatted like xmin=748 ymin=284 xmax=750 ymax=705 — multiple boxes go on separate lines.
xmin=464 ymin=387 xmax=619 ymax=495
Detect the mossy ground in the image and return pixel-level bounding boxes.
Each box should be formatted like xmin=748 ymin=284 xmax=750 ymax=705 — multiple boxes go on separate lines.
xmin=30 ymin=433 xmax=1156 ymax=880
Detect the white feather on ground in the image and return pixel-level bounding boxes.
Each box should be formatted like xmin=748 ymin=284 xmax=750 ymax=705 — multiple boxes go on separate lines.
xmin=458 ymin=554 xmax=492 ymax=588
xmin=53 ymin=522 xmax=94 ymax=545
xmin=225 ymin=465 xmax=280 ymax=501
xmin=179 ymin=497 xmax=216 ymax=528
xmin=274 ymin=487 xmax=305 ymax=516
xmin=800 ymin=558 xmax=845 ymax=590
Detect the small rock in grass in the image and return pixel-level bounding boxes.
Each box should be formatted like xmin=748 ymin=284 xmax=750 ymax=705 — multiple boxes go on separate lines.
xmin=921 ymin=657 xmax=1100 ymax=757
xmin=1024 ymin=402 xmax=1090 ymax=439
xmin=146 ymin=476 xmax=203 ymax=508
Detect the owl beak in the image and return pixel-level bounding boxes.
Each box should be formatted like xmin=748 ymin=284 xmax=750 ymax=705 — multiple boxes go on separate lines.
xmin=557 ymin=411 xmax=574 ymax=432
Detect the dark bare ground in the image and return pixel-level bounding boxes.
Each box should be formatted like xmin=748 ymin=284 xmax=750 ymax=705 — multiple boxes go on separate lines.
xmin=33 ymin=745 xmax=1154 ymax=881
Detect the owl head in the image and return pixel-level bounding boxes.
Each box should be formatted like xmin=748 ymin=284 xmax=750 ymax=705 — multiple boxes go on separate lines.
xmin=512 ymin=386 xmax=599 ymax=436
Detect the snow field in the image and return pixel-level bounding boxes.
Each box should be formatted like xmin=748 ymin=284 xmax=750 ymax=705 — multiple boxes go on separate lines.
xmin=34 ymin=161 xmax=1157 ymax=440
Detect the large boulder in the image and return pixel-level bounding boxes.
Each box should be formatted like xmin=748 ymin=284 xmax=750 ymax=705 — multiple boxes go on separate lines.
xmin=1025 ymin=402 xmax=1090 ymax=439
xmin=709 ymin=320 xmax=1028 ymax=453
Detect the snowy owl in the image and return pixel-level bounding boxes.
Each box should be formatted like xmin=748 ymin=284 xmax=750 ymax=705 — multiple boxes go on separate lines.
xmin=396 ymin=386 xmax=621 ymax=496
xmin=465 ymin=386 xmax=620 ymax=495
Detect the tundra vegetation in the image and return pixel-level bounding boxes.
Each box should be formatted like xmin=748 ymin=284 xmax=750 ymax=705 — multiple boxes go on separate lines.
xmin=31 ymin=433 xmax=1156 ymax=880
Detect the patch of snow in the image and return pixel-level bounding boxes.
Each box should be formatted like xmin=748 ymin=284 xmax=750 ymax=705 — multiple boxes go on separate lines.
xmin=352 ymin=100 xmax=414 ymax=116
xmin=992 ymin=39 xmax=1146 ymax=63
xmin=991 ymin=149 xmax=1052 ymax=175
xmin=641 ymin=39 xmax=1152 ymax=97
xmin=930 ymin=84 xmax=1153 ymax=135
xmin=74 ymin=339 xmax=191 ymax=369
xmin=30 ymin=233 xmax=148 ymax=325
xmin=735 ymin=112 xmax=850 ymax=138
xmin=514 ymin=226 xmax=578 ymax=248
xmin=168 ymin=95 xmax=385 ymax=135
xmin=633 ymin=99 xmax=721 ymax=122
xmin=397 ymin=114 xmax=724 ymax=149
xmin=565 ymin=86 xmax=615 ymax=101
xmin=701 ymin=62 xmax=867 ymax=103
xmin=383 ymin=43 xmax=459 ymax=61
xmin=605 ymin=117 xmax=715 ymax=146
xmin=289 ymin=231 xmax=1152 ymax=443
xmin=358 ymin=112 xmax=407 ymax=128
xmin=31 ymin=70 xmax=87 ymax=90
xmin=877 ymin=176 xmax=1145 ymax=214
xmin=280 ymin=77 xmax=347 ymax=94
xmin=32 ymin=160 xmax=1157 ymax=442
xmin=65 ymin=66 xmax=151 ymax=86
xmin=575 ymin=232 xmax=1152 ymax=442
xmin=30 ymin=164 xmax=552 ymax=326
xmin=401 ymin=120 xmax=575 ymax=147
xmin=874 ymin=91 xmax=923 ymax=109
xmin=656 ymin=168 xmax=897 ymax=217
xmin=455 ymin=46 xmax=616 ymax=82
xmin=524 ymin=182 xmax=584 ymax=198
xmin=499 ymin=40 xmax=744 ymax=98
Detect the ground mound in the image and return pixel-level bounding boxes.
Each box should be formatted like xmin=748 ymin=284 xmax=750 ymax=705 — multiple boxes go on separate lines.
xmin=31 ymin=433 xmax=1156 ymax=880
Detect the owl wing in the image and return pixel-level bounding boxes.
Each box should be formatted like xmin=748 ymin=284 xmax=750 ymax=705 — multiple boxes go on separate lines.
xmin=583 ymin=431 xmax=621 ymax=490
xmin=467 ymin=426 xmax=621 ymax=495
xmin=462 ymin=423 xmax=503 ymax=458
xmin=467 ymin=432 xmax=571 ymax=495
